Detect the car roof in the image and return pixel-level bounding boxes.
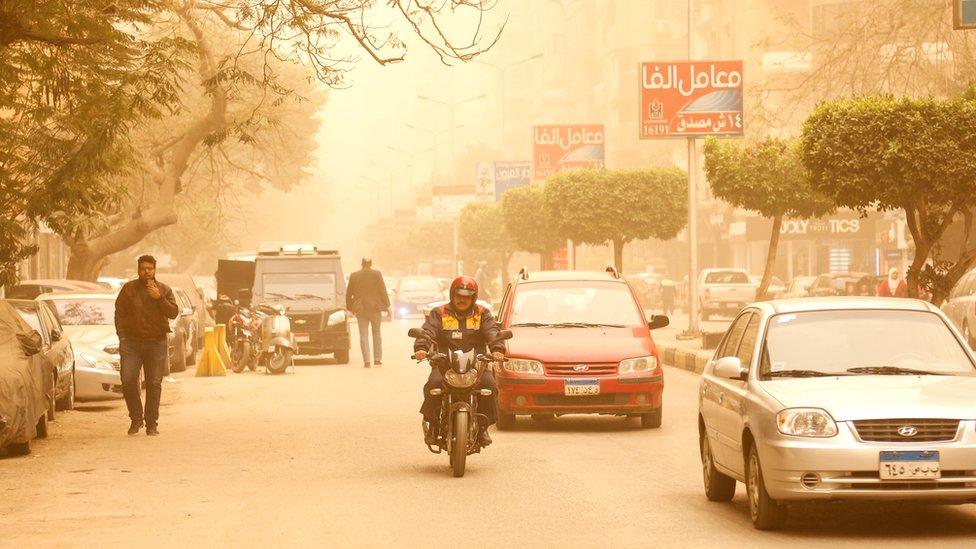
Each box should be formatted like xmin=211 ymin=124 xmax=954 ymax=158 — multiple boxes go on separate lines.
xmin=3 ymin=298 xmax=38 ymax=308
xmin=516 ymin=270 xmax=624 ymax=283
xmin=14 ymin=278 xmax=103 ymax=288
xmin=752 ymin=296 xmax=936 ymax=315
xmin=36 ymin=292 xmax=118 ymax=301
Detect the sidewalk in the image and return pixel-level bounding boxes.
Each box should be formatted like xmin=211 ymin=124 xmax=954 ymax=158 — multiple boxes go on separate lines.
xmin=646 ymin=311 xmax=731 ymax=375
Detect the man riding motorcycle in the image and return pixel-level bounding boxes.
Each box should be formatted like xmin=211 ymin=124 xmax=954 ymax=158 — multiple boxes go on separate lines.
xmin=413 ymin=276 xmax=505 ymax=447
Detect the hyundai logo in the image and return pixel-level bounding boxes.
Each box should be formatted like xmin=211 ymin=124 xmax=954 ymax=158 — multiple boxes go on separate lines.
xmin=573 ymin=364 xmax=589 ymax=372
xmin=897 ymin=426 xmax=918 ymax=437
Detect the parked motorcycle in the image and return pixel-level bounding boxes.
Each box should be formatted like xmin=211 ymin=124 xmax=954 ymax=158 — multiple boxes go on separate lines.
xmin=256 ymin=304 xmax=295 ymax=375
xmin=228 ymin=304 xmax=261 ymax=373
xmin=408 ymin=327 xmax=513 ymax=477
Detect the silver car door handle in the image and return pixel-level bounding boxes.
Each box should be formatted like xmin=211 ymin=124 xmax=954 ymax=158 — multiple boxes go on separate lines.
xmin=717 ymin=392 xmax=725 ymax=404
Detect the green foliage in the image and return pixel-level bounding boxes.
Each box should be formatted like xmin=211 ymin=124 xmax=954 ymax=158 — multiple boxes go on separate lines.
xmin=459 ymin=202 xmax=513 ymax=254
xmin=501 ymin=185 xmax=564 ymax=256
xmin=543 ymin=168 xmax=688 ymax=246
xmin=703 ymin=137 xmax=834 ymax=219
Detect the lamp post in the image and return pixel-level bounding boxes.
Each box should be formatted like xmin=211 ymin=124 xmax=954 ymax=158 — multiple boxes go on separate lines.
xmin=685 ymin=0 xmax=701 ymax=337
xmin=417 ymin=92 xmax=487 ymax=186
xmin=474 ymin=52 xmax=544 ymax=156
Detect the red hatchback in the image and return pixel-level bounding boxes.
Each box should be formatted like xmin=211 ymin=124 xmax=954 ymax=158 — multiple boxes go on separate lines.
xmin=494 ymin=269 xmax=669 ymax=429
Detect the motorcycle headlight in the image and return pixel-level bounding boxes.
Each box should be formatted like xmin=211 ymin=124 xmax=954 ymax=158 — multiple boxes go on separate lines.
xmin=79 ymin=353 xmax=116 ymax=371
xmin=444 ymin=369 xmax=480 ymax=388
xmin=776 ymin=408 xmax=838 ymax=438
xmin=327 ymin=310 xmax=347 ymax=326
xmin=504 ymin=358 xmax=544 ymax=375
xmin=618 ymin=356 xmax=658 ymax=374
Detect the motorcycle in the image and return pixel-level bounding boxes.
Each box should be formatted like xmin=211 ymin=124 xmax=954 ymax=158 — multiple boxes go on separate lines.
xmin=228 ymin=304 xmax=261 ymax=373
xmin=408 ymin=327 xmax=513 ymax=478
xmin=255 ymin=304 xmax=295 ymax=375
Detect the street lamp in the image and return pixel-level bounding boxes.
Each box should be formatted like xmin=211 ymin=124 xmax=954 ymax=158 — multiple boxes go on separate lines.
xmin=474 ymin=53 xmax=544 ymax=155
xmin=417 ymin=92 xmax=487 ymax=185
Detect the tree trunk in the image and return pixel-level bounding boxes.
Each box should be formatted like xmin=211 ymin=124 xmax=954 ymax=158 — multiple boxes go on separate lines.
xmin=612 ymin=237 xmax=624 ymax=273
xmin=757 ymin=215 xmax=783 ymax=301
xmin=905 ymin=243 xmax=930 ymax=299
xmin=65 ymin=253 xmax=108 ymax=282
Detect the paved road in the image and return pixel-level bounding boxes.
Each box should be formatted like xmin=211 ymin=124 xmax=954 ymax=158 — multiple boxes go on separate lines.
xmin=3 ymin=320 xmax=976 ymax=547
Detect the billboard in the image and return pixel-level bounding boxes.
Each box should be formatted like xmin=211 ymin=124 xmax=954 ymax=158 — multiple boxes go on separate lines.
xmin=431 ymin=185 xmax=476 ymax=220
xmin=475 ymin=161 xmax=495 ymax=203
xmin=476 ymin=161 xmax=532 ymax=202
xmin=639 ymin=61 xmax=744 ymax=139
xmin=532 ymin=125 xmax=605 ymax=180
xmin=956 ymin=0 xmax=976 ymax=29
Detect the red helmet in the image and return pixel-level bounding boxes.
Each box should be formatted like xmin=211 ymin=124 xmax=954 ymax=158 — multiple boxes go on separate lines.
xmin=449 ymin=276 xmax=479 ymax=304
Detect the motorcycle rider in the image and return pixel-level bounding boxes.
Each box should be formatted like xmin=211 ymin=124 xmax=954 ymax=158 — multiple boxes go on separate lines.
xmin=413 ymin=276 xmax=505 ymax=447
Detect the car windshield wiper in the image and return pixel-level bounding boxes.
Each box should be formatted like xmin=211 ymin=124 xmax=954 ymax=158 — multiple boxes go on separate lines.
xmin=510 ymin=322 xmax=553 ymax=327
xmin=293 ymin=293 xmax=326 ymax=300
xmin=549 ymin=322 xmax=626 ymax=328
xmin=766 ymin=369 xmax=841 ymax=378
xmin=263 ymin=292 xmax=293 ymax=300
xmin=846 ymin=366 xmax=946 ymax=376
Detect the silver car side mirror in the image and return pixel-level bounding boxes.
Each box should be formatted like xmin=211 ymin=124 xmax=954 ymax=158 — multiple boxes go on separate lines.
xmin=714 ymin=356 xmax=747 ymax=381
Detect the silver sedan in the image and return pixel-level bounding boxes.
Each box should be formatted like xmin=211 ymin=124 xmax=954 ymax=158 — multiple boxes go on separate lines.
xmin=698 ymin=297 xmax=976 ymax=530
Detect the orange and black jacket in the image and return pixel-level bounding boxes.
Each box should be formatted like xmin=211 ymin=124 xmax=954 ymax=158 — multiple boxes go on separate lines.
xmin=413 ymin=303 xmax=504 ymax=356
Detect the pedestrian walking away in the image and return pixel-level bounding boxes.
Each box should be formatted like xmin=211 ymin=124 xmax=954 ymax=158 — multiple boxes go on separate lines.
xmin=114 ymin=255 xmax=179 ymax=436
xmin=346 ymin=257 xmax=390 ymax=367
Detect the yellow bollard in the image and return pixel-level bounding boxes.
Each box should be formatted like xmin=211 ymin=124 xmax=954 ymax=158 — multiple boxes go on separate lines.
xmin=216 ymin=324 xmax=233 ymax=367
xmin=196 ymin=327 xmax=227 ymax=377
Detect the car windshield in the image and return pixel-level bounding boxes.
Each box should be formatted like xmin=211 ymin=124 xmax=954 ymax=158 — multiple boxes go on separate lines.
xmin=761 ymin=310 xmax=976 ymax=378
xmin=399 ymin=277 xmax=440 ymax=293
xmin=509 ymin=280 xmax=643 ymax=327
xmin=705 ymin=271 xmax=748 ymax=284
xmin=262 ymin=273 xmax=336 ymax=302
xmin=49 ymin=299 xmax=115 ymax=326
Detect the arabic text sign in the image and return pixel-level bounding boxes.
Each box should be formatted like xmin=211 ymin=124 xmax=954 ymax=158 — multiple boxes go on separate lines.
xmin=639 ymin=61 xmax=744 ymax=139
xmin=532 ymin=125 xmax=605 ymax=180
xmin=492 ymin=161 xmax=531 ymax=201
xmin=431 ymin=185 xmax=476 ymax=220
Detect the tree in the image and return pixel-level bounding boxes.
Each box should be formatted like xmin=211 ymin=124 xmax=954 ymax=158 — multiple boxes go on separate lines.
xmin=543 ymin=168 xmax=687 ymax=272
xmin=800 ymin=95 xmax=976 ymax=303
xmin=501 ymin=184 xmax=563 ymax=269
xmin=460 ymin=202 xmax=515 ymax=286
xmin=703 ymin=137 xmax=835 ymax=299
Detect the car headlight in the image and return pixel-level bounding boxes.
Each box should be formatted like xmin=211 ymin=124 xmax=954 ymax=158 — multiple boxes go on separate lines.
xmin=776 ymin=408 xmax=838 ymax=438
xmin=79 ymin=353 xmax=116 ymax=371
xmin=327 ymin=310 xmax=346 ymax=326
xmin=619 ymin=356 xmax=658 ymax=373
xmin=103 ymin=343 xmax=119 ymax=355
xmin=505 ymin=358 xmax=544 ymax=375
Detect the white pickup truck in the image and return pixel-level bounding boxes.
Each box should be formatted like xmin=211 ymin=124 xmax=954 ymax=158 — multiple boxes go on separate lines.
xmin=698 ymin=268 xmax=757 ymax=320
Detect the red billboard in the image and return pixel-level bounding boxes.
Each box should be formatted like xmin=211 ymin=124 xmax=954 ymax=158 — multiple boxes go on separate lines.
xmin=639 ymin=61 xmax=743 ymax=139
xmin=532 ymin=125 xmax=605 ymax=180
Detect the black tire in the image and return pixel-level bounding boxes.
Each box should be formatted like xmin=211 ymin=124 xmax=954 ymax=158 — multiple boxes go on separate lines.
xmin=6 ymin=440 xmax=30 ymax=456
xmin=56 ymin=368 xmax=75 ymax=411
xmin=170 ymin=337 xmax=187 ymax=373
xmin=46 ymin=380 xmax=56 ymax=421
xmin=334 ymin=349 xmax=350 ymax=364
xmin=531 ymin=414 xmax=555 ymax=422
xmin=36 ymin=413 xmax=49 ymax=439
xmin=231 ymin=340 xmax=250 ymax=373
xmin=451 ymin=410 xmax=468 ymax=478
xmin=267 ymin=348 xmax=292 ymax=375
xmin=746 ymin=443 xmax=787 ymax=530
xmin=700 ymin=432 xmax=736 ymax=502
xmin=641 ymin=407 xmax=662 ymax=429
xmin=497 ymin=412 xmax=516 ymax=431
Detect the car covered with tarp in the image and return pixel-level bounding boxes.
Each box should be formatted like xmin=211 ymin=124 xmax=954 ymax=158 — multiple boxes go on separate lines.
xmin=0 ymin=300 xmax=53 ymax=456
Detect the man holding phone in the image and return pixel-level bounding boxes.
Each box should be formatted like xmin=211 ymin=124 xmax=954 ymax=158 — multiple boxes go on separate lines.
xmin=114 ymin=255 xmax=179 ymax=436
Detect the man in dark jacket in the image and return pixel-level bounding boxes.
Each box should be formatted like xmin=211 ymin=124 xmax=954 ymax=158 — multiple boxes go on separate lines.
xmin=345 ymin=258 xmax=390 ymax=367
xmin=114 ymin=255 xmax=179 ymax=436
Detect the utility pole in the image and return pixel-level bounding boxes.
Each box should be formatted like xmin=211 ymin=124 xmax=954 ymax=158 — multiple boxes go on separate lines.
xmin=474 ymin=52 xmax=544 ymax=156
xmin=685 ymin=0 xmax=701 ymax=337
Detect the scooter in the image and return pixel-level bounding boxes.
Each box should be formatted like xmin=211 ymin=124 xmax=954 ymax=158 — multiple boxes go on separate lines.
xmin=256 ymin=304 xmax=295 ymax=375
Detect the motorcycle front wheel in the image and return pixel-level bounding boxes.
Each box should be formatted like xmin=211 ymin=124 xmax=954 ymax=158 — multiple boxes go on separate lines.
xmin=231 ymin=341 xmax=250 ymax=373
xmin=450 ymin=410 xmax=469 ymax=478
xmin=267 ymin=347 xmax=292 ymax=375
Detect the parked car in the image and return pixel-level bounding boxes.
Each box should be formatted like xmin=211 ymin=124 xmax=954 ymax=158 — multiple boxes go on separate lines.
xmin=192 ymin=275 xmax=217 ymax=304
xmin=699 ymin=297 xmax=976 ymax=530
xmin=36 ymin=292 xmax=128 ymax=401
xmin=748 ymin=275 xmax=786 ymax=299
xmin=941 ymin=268 xmax=976 ymax=347
xmin=0 ymin=300 xmax=55 ymax=455
xmin=698 ymin=268 xmax=757 ymax=321
xmin=628 ymin=272 xmax=663 ymax=310
xmin=171 ymin=287 xmax=199 ymax=369
xmin=157 ymin=274 xmax=213 ymax=350
xmin=96 ymin=277 xmax=127 ymax=290
xmin=806 ymin=272 xmax=873 ymax=297
xmin=780 ymin=275 xmax=816 ymax=299
xmin=394 ymin=276 xmax=445 ymax=319
xmin=494 ymin=268 xmax=669 ymax=429
xmin=382 ymin=276 xmax=398 ymax=320
xmin=6 ymin=299 xmax=75 ymax=411
xmin=5 ymin=279 xmax=105 ymax=299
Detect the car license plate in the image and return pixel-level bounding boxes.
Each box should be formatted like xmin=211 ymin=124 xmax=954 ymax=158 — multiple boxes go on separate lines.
xmin=295 ymin=333 xmax=310 ymax=343
xmin=879 ymin=450 xmax=941 ymax=480
xmin=564 ymin=378 xmax=599 ymax=396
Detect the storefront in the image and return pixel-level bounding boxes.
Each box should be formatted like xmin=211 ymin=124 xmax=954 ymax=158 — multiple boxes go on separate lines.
xmin=733 ymin=211 xmax=883 ymax=278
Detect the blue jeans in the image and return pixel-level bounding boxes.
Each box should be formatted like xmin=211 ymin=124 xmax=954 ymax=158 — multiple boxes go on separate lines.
xmin=119 ymin=338 xmax=167 ymax=424
xmin=357 ymin=311 xmax=382 ymax=363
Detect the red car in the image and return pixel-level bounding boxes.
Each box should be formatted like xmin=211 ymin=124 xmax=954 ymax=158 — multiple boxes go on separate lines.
xmin=494 ymin=269 xmax=670 ymax=429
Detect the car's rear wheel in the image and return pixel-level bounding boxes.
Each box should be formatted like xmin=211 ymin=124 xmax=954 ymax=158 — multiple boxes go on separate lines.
xmin=170 ymin=337 xmax=187 ymax=373
xmin=46 ymin=379 xmax=56 ymax=421
xmin=746 ymin=443 xmax=787 ymax=530
xmin=6 ymin=440 xmax=30 ymax=456
xmin=700 ymin=432 xmax=735 ymax=502
xmin=56 ymin=368 xmax=75 ymax=411
xmin=497 ymin=412 xmax=516 ymax=431
xmin=36 ymin=413 xmax=49 ymax=439
xmin=334 ymin=349 xmax=350 ymax=364
xmin=640 ymin=407 xmax=662 ymax=429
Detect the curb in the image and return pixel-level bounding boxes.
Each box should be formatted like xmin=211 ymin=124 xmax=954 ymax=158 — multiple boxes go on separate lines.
xmin=659 ymin=345 xmax=710 ymax=375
